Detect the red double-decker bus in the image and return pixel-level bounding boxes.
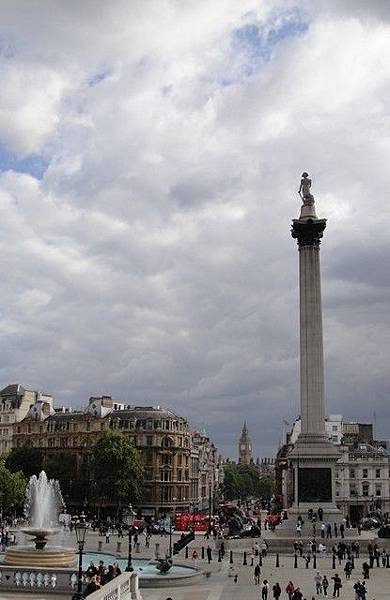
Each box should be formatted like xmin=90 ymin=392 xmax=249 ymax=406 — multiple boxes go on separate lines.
xmin=175 ymin=512 xmax=210 ymax=532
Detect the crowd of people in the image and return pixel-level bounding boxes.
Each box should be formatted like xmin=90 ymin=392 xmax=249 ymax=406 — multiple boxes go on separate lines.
xmin=83 ymin=559 xmax=122 ymax=596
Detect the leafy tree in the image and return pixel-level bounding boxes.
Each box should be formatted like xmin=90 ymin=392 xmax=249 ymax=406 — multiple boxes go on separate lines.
xmin=223 ymin=463 xmax=276 ymax=501
xmin=222 ymin=465 xmax=241 ymax=500
xmin=0 ymin=460 xmax=27 ymax=515
xmin=256 ymin=475 xmax=276 ymax=501
xmin=45 ymin=452 xmax=79 ymax=498
xmin=92 ymin=431 xmax=144 ymax=507
xmin=6 ymin=447 xmax=44 ymax=478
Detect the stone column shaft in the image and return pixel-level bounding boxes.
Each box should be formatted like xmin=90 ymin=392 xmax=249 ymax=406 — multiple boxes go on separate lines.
xmin=299 ymin=244 xmax=325 ymax=435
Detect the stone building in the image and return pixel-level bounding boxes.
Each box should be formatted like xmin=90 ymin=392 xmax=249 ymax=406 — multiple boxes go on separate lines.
xmin=13 ymin=395 xmax=218 ymax=518
xmin=190 ymin=430 xmax=220 ymax=513
xmin=238 ymin=421 xmax=253 ymax=465
xmin=0 ymin=384 xmax=53 ymax=454
xmin=276 ymin=415 xmax=388 ymax=521
xmin=335 ymin=443 xmax=390 ymax=523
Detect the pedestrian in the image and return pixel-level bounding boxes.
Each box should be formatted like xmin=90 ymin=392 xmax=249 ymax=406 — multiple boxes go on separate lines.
xmin=322 ymin=575 xmax=329 ymax=596
xmin=292 ymin=588 xmax=303 ymax=600
xmin=326 ymin=523 xmax=332 ymax=539
xmin=234 ymin=574 xmax=238 ymax=583
xmin=321 ymin=523 xmax=326 ymax=539
xmin=105 ymin=530 xmax=110 ymax=543
xmin=220 ymin=541 xmax=225 ymax=558
xmin=272 ymin=582 xmax=281 ymax=599
xmin=362 ymin=561 xmax=370 ymax=580
xmin=261 ymin=579 xmax=269 ymax=600
xmin=339 ymin=523 xmax=345 ymax=539
xmin=381 ymin=548 xmax=387 ymax=567
xmin=254 ymin=564 xmax=261 ymax=585
xmin=334 ymin=523 xmax=338 ymax=538
xmin=314 ymin=572 xmax=322 ymax=595
xmin=344 ymin=560 xmax=352 ymax=580
xmin=331 ymin=573 xmax=342 ymax=598
xmin=206 ymin=545 xmax=212 ymax=564
xmin=285 ymin=580 xmax=295 ymax=600
xmin=296 ymin=523 xmax=302 ymax=537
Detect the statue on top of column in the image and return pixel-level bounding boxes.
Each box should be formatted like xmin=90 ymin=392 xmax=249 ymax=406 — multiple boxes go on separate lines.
xmin=298 ymin=172 xmax=315 ymax=206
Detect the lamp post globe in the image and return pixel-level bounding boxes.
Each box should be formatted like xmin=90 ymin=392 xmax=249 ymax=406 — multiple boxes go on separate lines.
xmin=72 ymin=512 xmax=88 ymax=600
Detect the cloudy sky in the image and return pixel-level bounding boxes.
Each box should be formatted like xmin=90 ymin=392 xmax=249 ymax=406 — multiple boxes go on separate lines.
xmin=1 ymin=1 xmax=390 ymax=459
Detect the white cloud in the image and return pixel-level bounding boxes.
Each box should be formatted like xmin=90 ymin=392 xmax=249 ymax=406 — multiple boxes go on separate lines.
xmin=0 ymin=1 xmax=390 ymax=457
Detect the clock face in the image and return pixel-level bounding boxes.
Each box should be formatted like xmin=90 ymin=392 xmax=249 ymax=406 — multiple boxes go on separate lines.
xmin=241 ymin=444 xmax=246 ymax=450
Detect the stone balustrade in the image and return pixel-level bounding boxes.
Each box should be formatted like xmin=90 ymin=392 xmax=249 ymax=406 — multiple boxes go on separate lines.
xmin=86 ymin=572 xmax=142 ymax=600
xmin=0 ymin=566 xmax=141 ymax=598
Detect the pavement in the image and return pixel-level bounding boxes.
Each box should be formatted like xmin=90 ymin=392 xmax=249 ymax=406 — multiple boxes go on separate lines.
xmin=4 ymin=529 xmax=388 ymax=598
xmin=82 ymin=530 xmax=390 ymax=599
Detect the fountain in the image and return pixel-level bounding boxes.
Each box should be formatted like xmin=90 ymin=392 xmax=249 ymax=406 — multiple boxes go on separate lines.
xmin=4 ymin=471 xmax=76 ymax=567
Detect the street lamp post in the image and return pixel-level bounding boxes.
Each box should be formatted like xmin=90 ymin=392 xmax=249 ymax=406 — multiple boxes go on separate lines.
xmin=73 ymin=512 xmax=88 ymax=600
xmin=169 ymin=497 xmax=177 ymax=559
xmin=125 ymin=504 xmax=136 ymax=572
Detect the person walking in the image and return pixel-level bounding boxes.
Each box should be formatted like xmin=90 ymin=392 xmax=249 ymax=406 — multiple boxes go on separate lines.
xmin=314 ymin=572 xmax=322 ymax=595
xmin=285 ymin=580 xmax=295 ymax=600
xmin=322 ymin=575 xmax=329 ymax=596
xmin=339 ymin=523 xmax=345 ymax=539
xmin=254 ymin=564 xmax=261 ymax=585
xmin=272 ymin=582 xmax=281 ymax=599
xmin=206 ymin=546 xmax=212 ymax=564
xmin=331 ymin=573 xmax=342 ymax=598
xmin=292 ymin=588 xmax=303 ymax=600
xmin=261 ymin=579 xmax=270 ymax=600
xmin=344 ymin=560 xmax=352 ymax=580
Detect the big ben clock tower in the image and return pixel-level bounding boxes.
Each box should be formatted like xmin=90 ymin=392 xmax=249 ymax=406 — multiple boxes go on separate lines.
xmin=238 ymin=421 xmax=253 ymax=465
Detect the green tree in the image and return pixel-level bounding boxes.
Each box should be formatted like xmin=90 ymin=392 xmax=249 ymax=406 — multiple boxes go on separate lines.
xmin=222 ymin=465 xmax=241 ymax=500
xmin=6 ymin=447 xmax=44 ymax=478
xmin=256 ymin=475 xmax=275 ymax=501
xmin=45 ymin=452 xmax=79 ymax=498
xmin=0 ymin=459 xmax=27 ymax=515
xmin=92 ymin=431 xmax=144 ymax=507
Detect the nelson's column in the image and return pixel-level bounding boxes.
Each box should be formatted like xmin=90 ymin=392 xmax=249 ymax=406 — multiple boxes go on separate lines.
xmin=288 ymin=173 xmax=340 ymax=516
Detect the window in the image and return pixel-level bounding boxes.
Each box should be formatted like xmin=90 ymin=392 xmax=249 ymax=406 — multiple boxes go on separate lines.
xmin=177 ymin=454 xmax=182 ymax=466
xmin=146 ymin=436 xmax=153 ymax=446
xmin=376 ymin=469 xmax=381 ymax=478
xmin=332 ymin=435 xmax=338 ymax=442
xmin=376 ymin=488 xmax=382 ymax=496
xmin=362 ymin=469 xmax=368 ymax=478
xmin=161 ymin=454 xmax=172 ymax=466
xmin=177 ymin=470 xmax=182 ymax=482
xmin=332 ymin=425 xmax=338 ymax=432
xmin=350 ymin=469 xmax=355 ymax=479
xmin=362 ymin=484 xmax=369 ymax=497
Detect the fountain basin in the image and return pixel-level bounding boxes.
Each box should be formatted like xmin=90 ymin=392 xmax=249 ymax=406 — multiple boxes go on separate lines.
xmin=4 ymin=545 xmax=76 ymax=568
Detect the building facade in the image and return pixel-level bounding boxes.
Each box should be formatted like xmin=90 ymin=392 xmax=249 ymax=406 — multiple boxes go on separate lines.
xmin=0 ymin=384 xmax=53 ymax=454
xmin=13 ymin=395 xmax=219 ymax=519
xmin=277 ymin=415 xmax=387 ymax=520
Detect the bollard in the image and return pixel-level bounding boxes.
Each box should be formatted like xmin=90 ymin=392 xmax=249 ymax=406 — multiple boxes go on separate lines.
xmin=185 ymin=546 xmax=189 ymax=559
xmin=294 ymin=553 xmax=298 ymax=568
xmin=116 ymin=542 xmax=122 ymax=554
xmin=243 ymin=552 xmax=247 ymax=566
xmin=313 ymin=554 xmax=317 ymax=569
xmin=98 ymin=541 xmax=102 ymax=552
xmin=229 ymin=550 xmax=233 ymax=564
xmin=276 ymin=553 xmax=279 ymax=567
xmin=259 ymin=554 xmax=263 ymax=567
xmin=251 ymin=556 xmax=254 ymax=566
xmin=202 ymin=546 xmax=205 ymax=560
xmin=218 ymin=549 xmax=221 ymax=562
xmin=332 ymin=554 xmax=336 ymax=569
xmin=351 ymin=556 xmax=355 ymax=569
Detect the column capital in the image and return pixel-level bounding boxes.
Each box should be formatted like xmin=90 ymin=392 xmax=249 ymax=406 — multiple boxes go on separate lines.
xmin=291 ymin=218 xmax=326 ymax=248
